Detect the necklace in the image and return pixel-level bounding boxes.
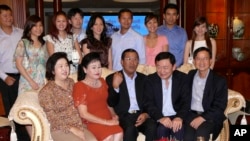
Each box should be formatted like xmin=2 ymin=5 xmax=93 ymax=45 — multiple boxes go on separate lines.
xmin=84 ymin=78 xmax=98 ymax=87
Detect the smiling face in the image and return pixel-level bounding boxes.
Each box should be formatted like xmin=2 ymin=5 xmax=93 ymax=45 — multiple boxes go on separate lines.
xmin=119 ymin=12 xmax=132 ymax=31
xmin=69 ymin=13 xmax=83 ymax=29
xmin=84 ymin=60 xmax=102 ymax=80
xmin=30 ymin=21 xmax=43 ymax=38
xmin=163 ymin=8 xmax=179 ymax=28
xmin=92 ymin=17 xmax=104 ymax=37
xmin=55 ymin=14 xmax=68 ymax=31
xmin=194 ymin=23 xmax=207 ymax=37
xmin=0 ymin=9 xmax=13 ymax=28
xmin=156 ymin=59 xmax=176 ymax=80
xmin=146 ymin=17 xmax=158 ymax=33
xmin=193 ymin=50 xmax=212 ymax=72
xmin=53 ymin=58 xmax=70 ymax=81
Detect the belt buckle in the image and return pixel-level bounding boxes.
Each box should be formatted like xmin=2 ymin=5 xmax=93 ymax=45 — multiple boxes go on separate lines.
xmin=128 ymin=110 xmax=137 ymax=114
xmin=197 ymin=111 xmax=203 ymax=115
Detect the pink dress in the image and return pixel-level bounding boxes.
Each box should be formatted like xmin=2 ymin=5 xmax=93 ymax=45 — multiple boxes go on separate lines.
xmin=144 ymin=35 xmax=168 ymax=66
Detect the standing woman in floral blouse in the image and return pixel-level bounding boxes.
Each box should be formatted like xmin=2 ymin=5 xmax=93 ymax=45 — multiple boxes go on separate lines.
xmin=44 ymin=11 xmax=82 ymax=74
xmin=39 ymin=52 xmax=97 ymax=141
xmin=14 ymin=15 xmax=48 ymax=137
xmin=80 ymin=14 xmax=113 ymax=70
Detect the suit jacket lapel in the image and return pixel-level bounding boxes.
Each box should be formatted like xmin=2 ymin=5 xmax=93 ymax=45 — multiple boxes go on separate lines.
xmin=154 ymin=73 xmax=163 ymax=111
xmin=135 ymin=73 xmax=142 ymax=107
xmin=120 ymin=71 xmax=130 ymax=108
xmin=202 ymin=70 xmax=213 ymax=109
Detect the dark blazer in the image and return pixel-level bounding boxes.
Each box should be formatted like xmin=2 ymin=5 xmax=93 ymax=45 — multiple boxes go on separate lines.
xmin=106 ymin=70 xmax=148 ymax=117
xmin=144 ymin=70 xmax=191 ymax=121
xmin=187 ymin=69 xmax=228 ymax=138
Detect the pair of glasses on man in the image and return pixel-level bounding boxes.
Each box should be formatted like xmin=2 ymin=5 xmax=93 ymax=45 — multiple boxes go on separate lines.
xmin=124 ymin=57 xmax=138 ymax=62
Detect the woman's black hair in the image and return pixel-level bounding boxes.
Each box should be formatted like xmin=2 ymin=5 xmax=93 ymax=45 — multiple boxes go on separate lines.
xmin=46 ymin=52 xmax=69 ymax=80
xmin=77 ymin=52 xmax=101 ymax=81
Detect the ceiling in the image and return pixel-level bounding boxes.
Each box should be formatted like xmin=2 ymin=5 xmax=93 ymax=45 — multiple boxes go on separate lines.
xmin=28 ymin=0 xmax=161 ymax=13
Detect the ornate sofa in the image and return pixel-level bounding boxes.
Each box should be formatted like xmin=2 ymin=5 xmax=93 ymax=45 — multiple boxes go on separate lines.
xmin=8 ymin=65 xmax=246 ymax=141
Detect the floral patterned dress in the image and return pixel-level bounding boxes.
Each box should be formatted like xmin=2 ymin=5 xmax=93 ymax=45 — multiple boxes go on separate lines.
xmin=14 ymin=39 xmax=48 ymax=94
xmin=43 ymin=34 xmax=78 ymax=74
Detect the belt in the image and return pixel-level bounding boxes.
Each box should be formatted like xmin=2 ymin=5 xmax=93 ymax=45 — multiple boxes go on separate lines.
xmin=191 ymin=110 xmax=203 ymax=115
xmin=6 ymin=73 xmax=20 ymax=76
xmin=128 ymin=110 xmax=140 ymax=114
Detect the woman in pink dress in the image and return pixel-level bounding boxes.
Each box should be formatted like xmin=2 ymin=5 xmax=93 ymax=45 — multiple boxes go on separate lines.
xmin=73 ymin=52 xmax=123 ymax=141
xmin=144 ymin=13 xmax=168 ymax=66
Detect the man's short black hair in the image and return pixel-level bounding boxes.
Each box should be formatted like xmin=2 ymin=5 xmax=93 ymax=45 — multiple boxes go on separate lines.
xmin=0 ymin=4 xmax=12 ymax=13
xmin=67 ymin=8 xmax=84 ymax=19
xmin=193 ymin=47 xmax=212 ymax=59
xmin=155 ymin=52 xmax=176 ymax=66
xmin=118 ymin=8 xmax=133 ymax=19
xmin=163 ymin=3 xmax=179 ymax=14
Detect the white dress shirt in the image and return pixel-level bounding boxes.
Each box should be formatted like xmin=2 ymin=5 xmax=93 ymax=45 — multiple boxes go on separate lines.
xmin=0 ymin=26 xmax=23 ymax=80
xmin=161 ymin=76 xmax=176 ymax=116
xmin=111 ymin=28 xmax=145 ymax=71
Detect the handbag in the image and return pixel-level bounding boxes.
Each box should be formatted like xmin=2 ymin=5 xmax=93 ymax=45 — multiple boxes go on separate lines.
xmin=13 ymin=39 xmax=29 ymax=68
xmin=22 ymin=39 xmax=30 ymax=68
xmin=188 ymin=49 xmax=193 ymax=64
xmin=70 ymin=35 xmax=80 ymax=64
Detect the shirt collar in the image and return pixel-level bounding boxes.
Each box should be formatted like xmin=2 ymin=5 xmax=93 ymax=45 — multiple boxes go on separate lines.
xmin=0 ymin=26 xmax=19 ymax=35
xmin=161 ymin=24 xmax=178 ymax=31
xmin=118 ymin=27 xmax=133 ymax=36
xmin=122 ymin=70 xmax=137 ymax=80
xmin=161 ymin=75 xmax=173 ymax=83
xmin=195 ymin=69 xmax=210 ymax=80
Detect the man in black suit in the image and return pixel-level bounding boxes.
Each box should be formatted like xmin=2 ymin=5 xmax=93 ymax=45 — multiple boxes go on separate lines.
xmin=106 ymin=48 xmax=156 ymax=141
xmin=144 ymin=52 xmax=190 ymax=140
xmin=184 ymin=47 xmax=228 ymax=141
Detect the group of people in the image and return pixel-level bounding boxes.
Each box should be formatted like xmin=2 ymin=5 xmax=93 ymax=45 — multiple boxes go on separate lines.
xmin=0 ymin=2 xmax=227 ymax=141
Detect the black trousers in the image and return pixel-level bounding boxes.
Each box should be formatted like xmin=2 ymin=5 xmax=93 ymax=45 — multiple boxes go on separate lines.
xmin=0 ymin=73 xmax=19 ymax=115
xmin=184 ymin=112 xmax=214 ymax=141
xmin=0 ymin=74 xmax=30 ymax=141
xmin=119 ymin=112 xmax=157 ymax=141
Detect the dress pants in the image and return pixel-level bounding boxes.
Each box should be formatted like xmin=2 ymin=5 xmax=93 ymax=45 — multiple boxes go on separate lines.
xmin=119 ymin=112 xmax=157 ymax=141
xmin=156 ymin=121 xmax=184 ymax=140
xmin=0 ymin=74 xmax=30 ymax=141
xmin=184 ymin=111 xmax=214 ymax=141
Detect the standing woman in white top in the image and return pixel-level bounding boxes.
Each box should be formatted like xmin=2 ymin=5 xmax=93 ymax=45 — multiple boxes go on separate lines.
xmin=183 ymin=16 xmax=216 ymax=69
xmin=44 ymin=11 xmax=82 ymax=74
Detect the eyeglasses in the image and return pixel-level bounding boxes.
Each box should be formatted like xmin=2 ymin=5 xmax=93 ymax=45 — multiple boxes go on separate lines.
xmin=124 ymin=57 xmax=138 ymax=62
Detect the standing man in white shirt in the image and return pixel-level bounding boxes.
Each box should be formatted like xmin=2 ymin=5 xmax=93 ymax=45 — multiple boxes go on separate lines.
xmin=111 ymin=8 xmax=145 ymax=71
xmin=0 ymin=4 xmax=30 ymax=141
xmin=67 ymin=8 xmax=86 ymax=43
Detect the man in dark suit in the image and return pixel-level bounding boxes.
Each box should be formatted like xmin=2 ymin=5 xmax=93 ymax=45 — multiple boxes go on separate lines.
xmin=144 ymin=52 xmax=190 ymax=140
xmin=106 ymin=48 xmax=156 ymax=141
xmin=184 ymin=47 xmax=228 ymax=141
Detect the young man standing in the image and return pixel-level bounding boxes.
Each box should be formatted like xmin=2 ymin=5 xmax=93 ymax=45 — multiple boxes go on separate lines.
xmin=111 ymin=8 xmax=145 ymax=71
xmin=0 ymin=4 xmax=30 ymax=141
xmin=67 ymin=8 xmax=86 ymax=43
xmin=0 ymin=4 xmax=23 ymax=117
xmin=157 ymin=3 xmax=187 ymax=68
